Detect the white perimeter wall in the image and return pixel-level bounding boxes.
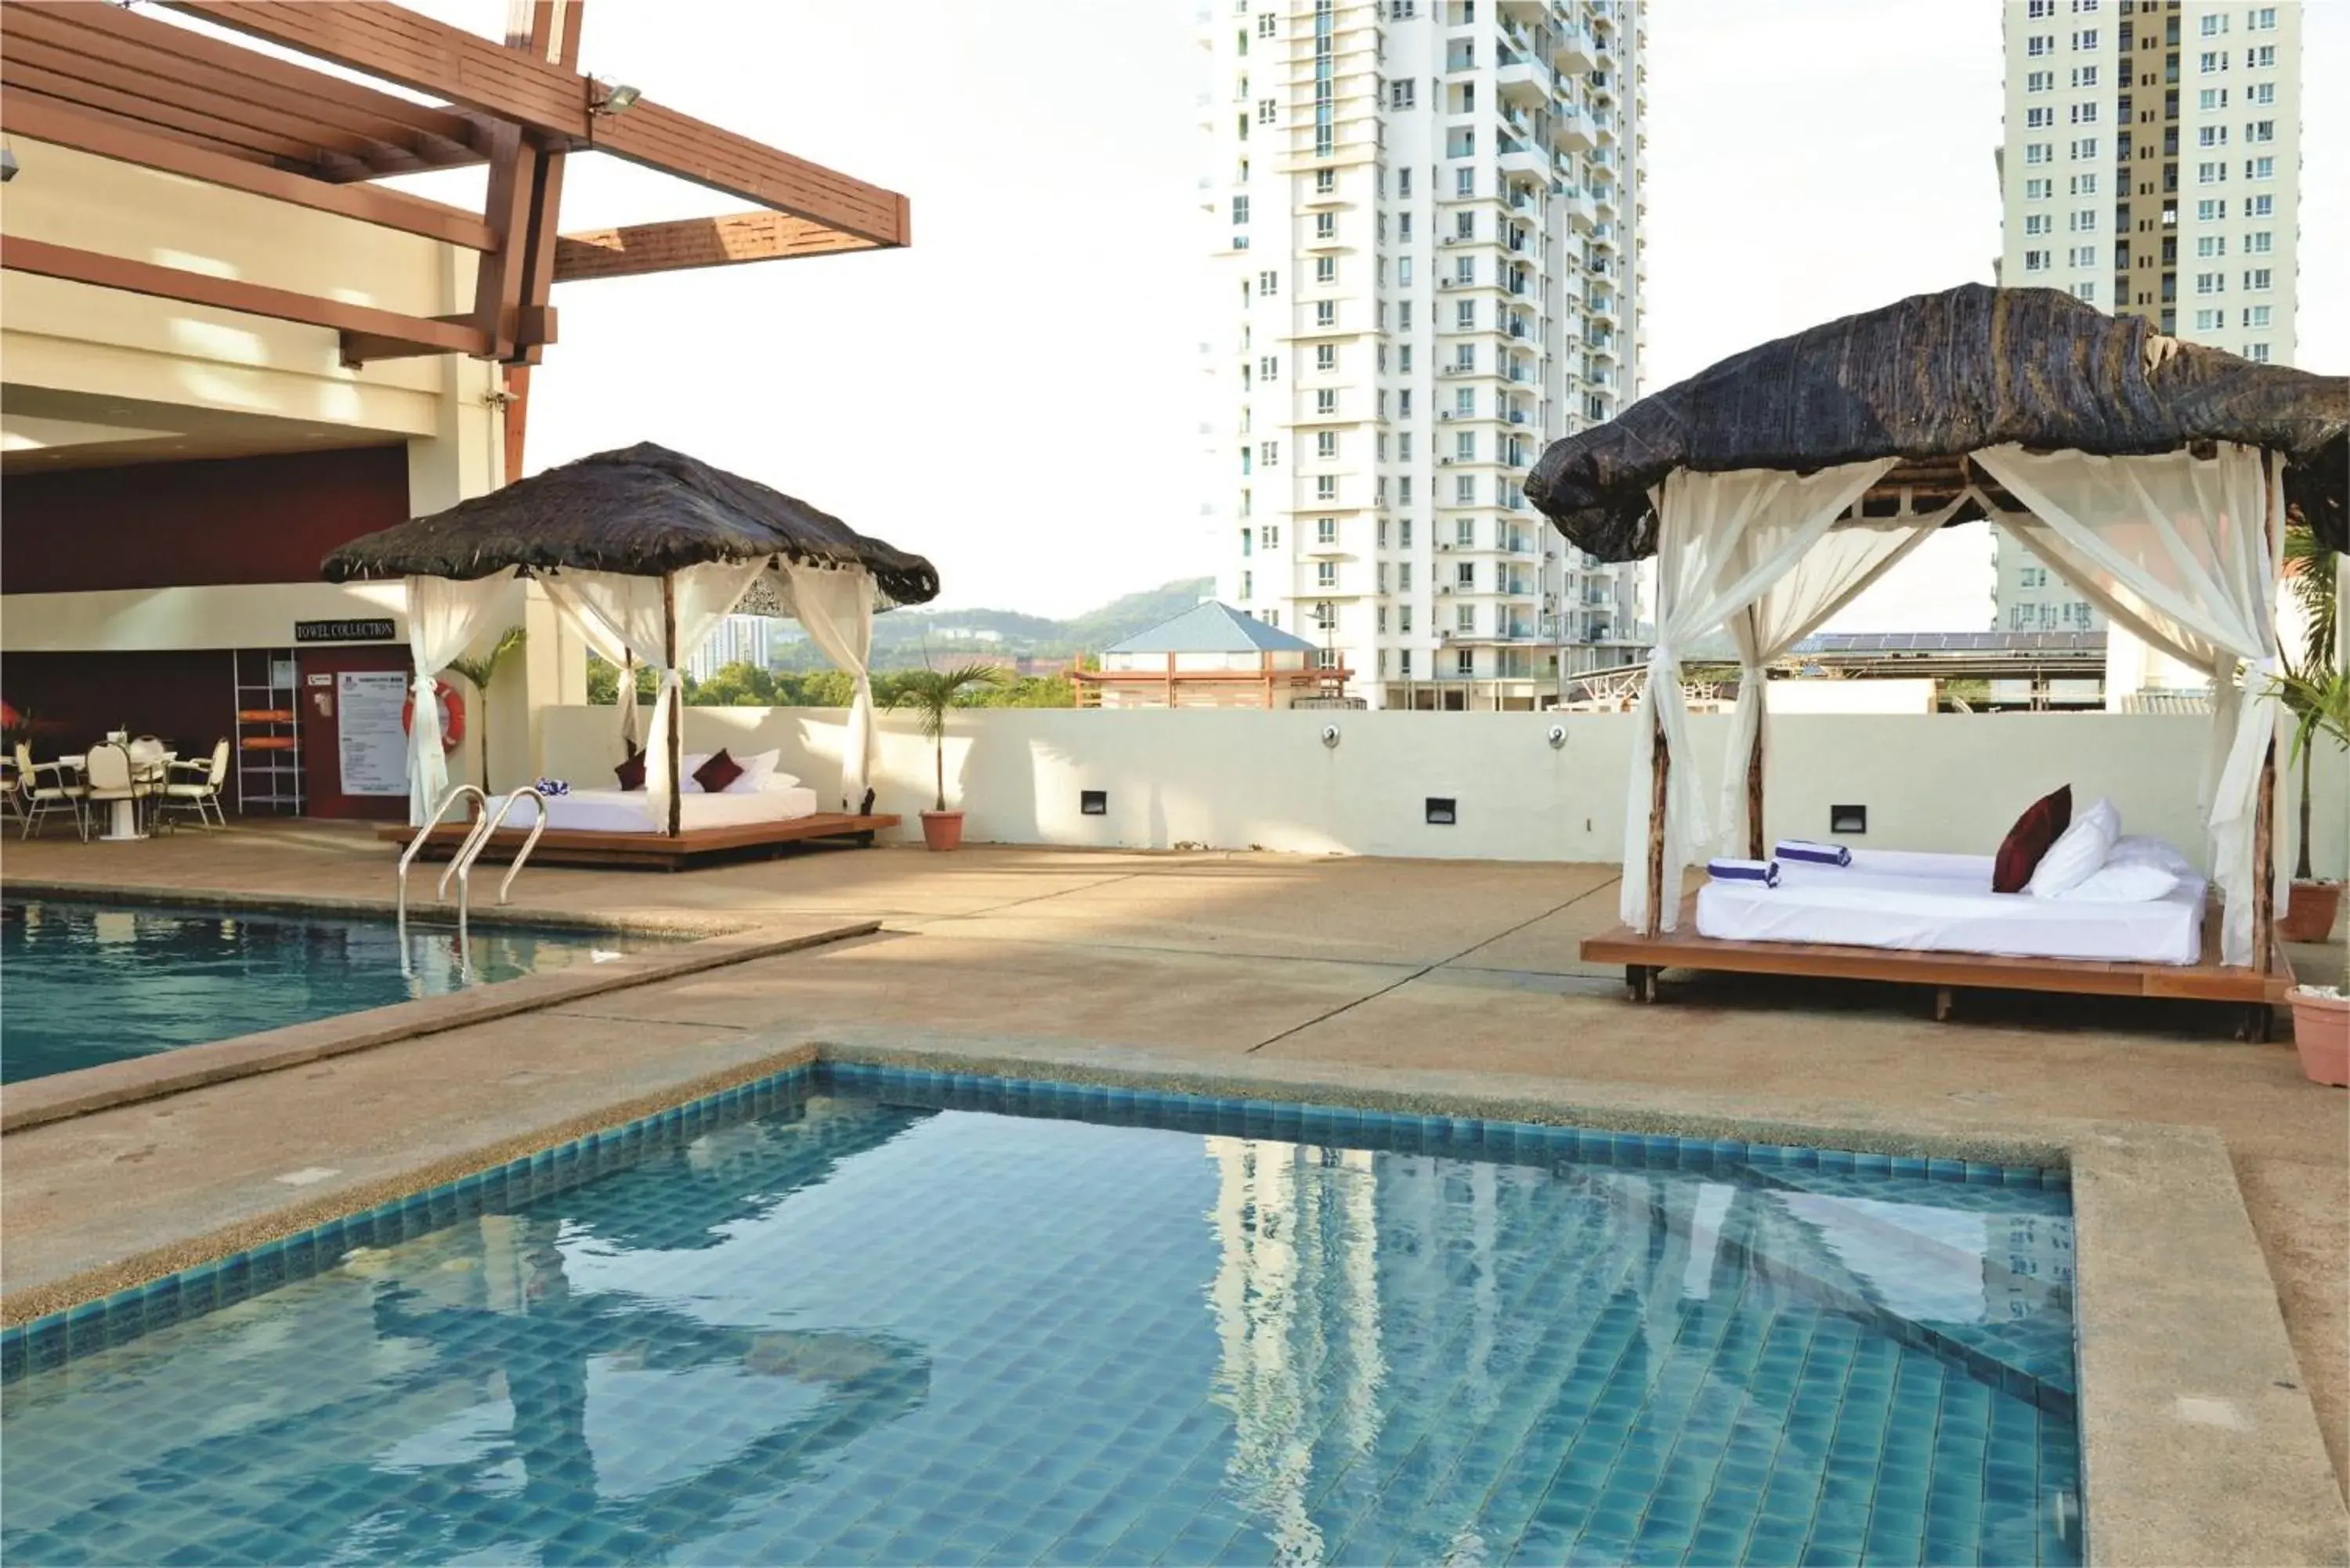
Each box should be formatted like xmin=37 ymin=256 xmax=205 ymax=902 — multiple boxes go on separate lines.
xmin=541 ymin=706 xmax=2348 ymax=880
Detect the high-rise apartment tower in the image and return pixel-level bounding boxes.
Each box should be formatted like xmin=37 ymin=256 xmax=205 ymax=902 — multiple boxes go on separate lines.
xmin=1993 ymin=0 xmax=2302 ymax=642
xmin=1202 ymin=0 xmax=1648 ymax=710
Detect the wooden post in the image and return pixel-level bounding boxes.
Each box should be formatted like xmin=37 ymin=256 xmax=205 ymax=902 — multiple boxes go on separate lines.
xmin=2253 ymin=735 xmax=2276 ymax=974
xmin=1746 ymin=716 xmax=1766 ymax=862
xmin=663 ymin=573 xmax=682 ymax=839
xmin=1645 ymin=717 xmax=1669 ymax=937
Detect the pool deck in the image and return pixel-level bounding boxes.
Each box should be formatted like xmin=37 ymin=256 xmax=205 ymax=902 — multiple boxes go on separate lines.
xmin=3 ymin=821 xmax=2345 ymax=1559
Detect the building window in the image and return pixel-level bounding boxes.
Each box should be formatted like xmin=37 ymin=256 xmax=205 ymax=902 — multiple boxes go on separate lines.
xmin=2070 ymin=64 xmax=2099 ymax=88
xmin=2195 ymin=271 xmax=2224 ymax=294
xmin=1455 ymin=167 xmax=1474 ymax=198
xmin=2069 ymin=102 xmax=2098 ymax=123
xmin=1314 ymin=167 xmax=1336 ymax=193
xmin=1390 ymin=79 xmax=1415 ymax=108
xmin=2027 ymin=34 xmax=2052 ymax=56
xmin=1317 ymin=388 xmax=1339 ymax=415
xmin=1316 ymin=517 xmax=1338 ymax=547
xmin=2069 ymin=208 xmax=2096 ymax=232
xmin=1453 ymin=516 xmax=1474 ymax=548
xmin=2070 ymin=28 xmax=2097 ymax=49
xmin=2073 ymin=280 xmax=2097 ymax=302
xmin=1455 ymin=561 xmax=1475 ymax=590
xmin=2070 ymin=137 xmax=2098 ymax=161
xmin=1258 ymin=269 xmax=1278 ymax=294
xmin=1316 ymin=432 xmax=1338 ymax=459
xmin=2244 ymin=267 xmax=2272 ymax=291
xmin=2249 ymin=45 xmax=2277 ymax=72
xmin=2195 ymin=309 xmax=2223 ymax=331
xmin=2027 ymin=0 xmax=2052 ymax=16
xmin=2247 ymin=156 xmax=2274 ymax=180
xmin=2196 ymin=161 xmax=2226 ymax=184
xmin=1453 ymin=387 xmax=1474 ymax=417
xmin=1314 ymin=601 xmax=1336 ymax=629
xmin=2025 ymin=143 xmax=2052 ymax=165
xmin=1455 ymin=649 xmax=1474 ymax=677
xmin=1455 ymin=602 xmax=1475 ymax=633
xmin=1315 ymin=344 xmax=1336 ymax=372
xmin=1398 ymin=562 xmax=1412 ymax=592
xmin=1455 ymin=475 xmax=1475 ymax=505
xmin=2196 ymin=235 xmax=2225 ymax=258
xmin=1314 ymin=211 xmax=1336 ymax=239
xmin=1261 ymin=522 xmax=1278 ymax=546
xmin=2026 ymin=107 xmax=2054 ymax=129
xmin=1260 ymin=440 xmax=1280 ymax=465
xmin=2198 ymin=50 xmax=2225 ymax=73
xmin=2070 ymin=245 xmax=2098 ymax=267
xmin=2246 ymin=343 xmax=2270 ymax=363
xmin=1398 ymin=649 xmax=1412 ymax=677
xmin=1316 ymin=562 xmax=1336 ymax=587
xmin=2199 ymin=88 xmax=2226 ymax=111
xmin=1315 ymin=255 xmax=1336 ymax=284
xmin=1231 ymin=195 xmax=1249 ymax=224
xmin=2199 ymin=12 xmax=2226 ymax=35
xmin=2196 ymin=198 xmax=2223 ymax=221
xmin=1315 ymin=475 xmax=1337 ymax=500
xmin=2025 ymin=177 xmax=2053 ymax=200
xmin=2247 ymin=194 xmax=2273 ymax=217
xmin=1258 ymin=11 xmax=1277 ymax=35
xmin=2070 ymin=172 xmax=2098 ymax=195
xmin=1397 ymin=432 xmax=1413 ymax=461
xmin=1455 ymin=299 xmax=1476 ymax=330
xmin=2026 ymin=70 xmax=2053 ymax=92
xmin=2024 ymin=249 xmax=2052 ymax=272
xmin=2197 ymin=125 xmax=2226 ymax=148
xmin=2243 ymin=305 xmax=2272 ymax=329
xmin=1257 ymin=98 xmax=1278 ymax=123
xmin=2250 ymin=7 xmax=2276 ymax=29
xmin=1315 ymin=300 xmax=1337 ymax=327
xmin=2248 ymin=82 xmax=2275 ymax=106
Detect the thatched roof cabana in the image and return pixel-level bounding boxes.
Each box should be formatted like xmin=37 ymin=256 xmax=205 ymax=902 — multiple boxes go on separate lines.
xmin=1527 ymin=285 xmax=2348 ymax=560
xmin=1522 ymin=284 xmax=2340 ymax=989
xmin=323 ymin=443 xmax=934 ymax=834
xmin=324 ymin=442 xmax=939 ymax=606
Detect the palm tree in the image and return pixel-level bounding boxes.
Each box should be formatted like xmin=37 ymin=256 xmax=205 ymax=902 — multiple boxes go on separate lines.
xmin=2279 ymin=525 xmax=2340 ymax=881
xmin=446 ymin=627 xmax=526 ymax=795
xmin=884 ymin=662 xmax=1006 ymax=811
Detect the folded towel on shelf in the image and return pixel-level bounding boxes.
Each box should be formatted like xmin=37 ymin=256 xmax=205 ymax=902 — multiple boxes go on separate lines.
xmin=533 ymin=778 xmax=571 ymax=797
xmin=1776 ymin=840 xmax=1851 ymax=867
xmin=1708 ymin=858 xmax=1781 ymax=887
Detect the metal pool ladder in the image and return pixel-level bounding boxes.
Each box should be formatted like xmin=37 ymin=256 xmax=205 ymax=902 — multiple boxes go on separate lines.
xmin=397 ymin=785 xmax=550 ymax=976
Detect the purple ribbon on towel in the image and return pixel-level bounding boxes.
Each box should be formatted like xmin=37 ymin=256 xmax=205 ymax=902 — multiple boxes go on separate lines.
xmin=1776 ymin=840 xmax=1850 ymax=867
xmin=1708 ymin=858 xmax=1781 ymax=887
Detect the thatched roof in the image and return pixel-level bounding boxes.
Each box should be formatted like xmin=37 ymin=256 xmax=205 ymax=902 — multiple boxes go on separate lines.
xmin=322 ymin=442 xmax=940 ymax=605
xmin=1526 ymin=285 xmax=2349 ymax=560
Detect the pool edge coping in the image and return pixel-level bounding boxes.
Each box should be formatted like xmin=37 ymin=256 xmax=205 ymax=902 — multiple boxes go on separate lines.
xmin=4 ymin=1030 xmax=2340 ymax=1566
xmin=0 ymin=876 xmax=759 ymax=938
xmin=0 ymin=917 xmax=878 ymax=1134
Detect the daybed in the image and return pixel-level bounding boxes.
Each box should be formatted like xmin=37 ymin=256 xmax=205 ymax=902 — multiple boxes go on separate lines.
xmin=1694 ymin=846 xmax=2207 ymax=967
xmin=535 ymin=780 xmax=821 ymax=836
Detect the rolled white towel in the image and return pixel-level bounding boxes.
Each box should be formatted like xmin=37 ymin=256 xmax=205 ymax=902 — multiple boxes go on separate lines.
xmin=1708 ymin=857 xmax=1781 ymax=887
xmin=1776 ymin=839 xmax=1851 ymax=867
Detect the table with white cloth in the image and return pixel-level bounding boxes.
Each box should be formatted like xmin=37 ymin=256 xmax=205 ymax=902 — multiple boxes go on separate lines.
xmin=56 ymin=744 xmax=174 ymax=841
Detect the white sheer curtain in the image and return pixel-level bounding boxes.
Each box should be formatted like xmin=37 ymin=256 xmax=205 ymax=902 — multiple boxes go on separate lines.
xmin=403 ymin=570 xmax=516 ymax=825
xmin=1974 ymin=441 xmax=2286 ymax=964
xmin=1622 ymin=458 xmax=1897 ymax=933
xmin=1718 ymin=508 xmax=1954 ymax=858
xmin=538 ymin=562 xmax=765 ymax=814
xmin=774 ymin=564 xmax=877 ymax=809
xmin=537 ymin=573 xmax=644 ymax=750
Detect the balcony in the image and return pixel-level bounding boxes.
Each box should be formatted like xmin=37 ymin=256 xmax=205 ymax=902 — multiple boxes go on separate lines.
xmin=1555 ymin=23 xmax=1597 ymax=74
xmin=1496 ymin=52 xmax=1553 ymax=106
xmin=1556 ymin=102 xmax=1599 ymax=153
xmin=1497 ymin=143 xmax=1549 ymax=182
xmin=1564 ymin=190 xmax=1599 ymax=233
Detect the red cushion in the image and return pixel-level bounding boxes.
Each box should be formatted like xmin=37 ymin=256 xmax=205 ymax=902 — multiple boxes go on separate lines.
xmin=1993 ymin=784 xmax=2073 ymax=894
xmin=613 ymin=746 xmax=647 ymax=792
xmin=692 ymin=748 xmax=744 ymax=795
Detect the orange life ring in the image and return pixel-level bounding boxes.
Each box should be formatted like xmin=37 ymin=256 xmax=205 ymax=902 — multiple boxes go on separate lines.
xmin=400 ymin=680 xmax=465 ymax=750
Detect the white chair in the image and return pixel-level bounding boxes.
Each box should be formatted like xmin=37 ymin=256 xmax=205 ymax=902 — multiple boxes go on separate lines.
xmin=0 ymin=753 xmax=20 ymax=833
xmin=83 ymin=743 xmax=149 ymax=840
xmin=160 ymin=739 xmax=231 ymax=831
xmin=15 ymin=741 xmax=88 ymax=840
xmin=128 ymin=737 xmax=170 ymax=832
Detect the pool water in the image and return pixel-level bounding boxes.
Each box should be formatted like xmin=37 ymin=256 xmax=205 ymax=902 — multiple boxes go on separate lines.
xmin=0 ymin=1068 xmax=2082 ymax=1566
xmin=0 ymin=898 xmax=654 ymax=1082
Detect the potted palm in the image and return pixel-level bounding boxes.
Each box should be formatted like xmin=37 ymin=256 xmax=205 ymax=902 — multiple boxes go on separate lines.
xmin=2269 ymin=659 xmax=2348 ymax=1086
xmin=886 ymin=661 xmax=1005 ymax=851
xmin=446 ymin=626 xmax=526 ymax=797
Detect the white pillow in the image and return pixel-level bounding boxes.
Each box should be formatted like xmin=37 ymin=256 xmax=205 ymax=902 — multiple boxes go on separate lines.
xmin=2054 ymin=862 xmax=2182 ymax=902
xmin=2025 ymin=797 xmax=2119 ymax=898
xmin=2109 ymin=834 xmax=2196 ymax=879
xmin=725 ymin=748 xmax=782 ymax=794
xmin=678 ymin=752 xmax=711 ymax=793
xmin=757 ymin=771 xmax=805 ymax=794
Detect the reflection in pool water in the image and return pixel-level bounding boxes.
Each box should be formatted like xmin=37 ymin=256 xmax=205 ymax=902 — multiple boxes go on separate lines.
xmin=0 ymin=1073 xmax=2081 ymax=1565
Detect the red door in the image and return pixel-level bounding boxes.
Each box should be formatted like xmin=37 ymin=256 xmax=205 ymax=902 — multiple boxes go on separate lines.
xmin=295 ymin=647 xmax=419 ymax=821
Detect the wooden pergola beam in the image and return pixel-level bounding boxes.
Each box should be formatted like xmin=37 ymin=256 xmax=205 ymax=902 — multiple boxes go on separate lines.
xmin=552 ymin=211 xmax=884 ymax=283
xmin=0 ymin=98 xmax=496 ymax=251
xmin=164 ymin=0 xmax=908 ymax=249
xmin=0 ymin=236 xmax=491 ymax=362
xmin=5 ymin=0 xmax=486 ymax=170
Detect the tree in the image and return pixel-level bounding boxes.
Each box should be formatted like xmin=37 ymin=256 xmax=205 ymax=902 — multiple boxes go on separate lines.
xmin=2280 ymin=523 xmax=2341 ymax=881
xmin=690 ymin=661 xmax=779 ymax=706
xmin=884 ymin=663 xmax=1007 ymax=812
xmin=586 ymin=657 xmax=657 ymax=706
xmin=445 ymin=627 xmax=526 ymax=795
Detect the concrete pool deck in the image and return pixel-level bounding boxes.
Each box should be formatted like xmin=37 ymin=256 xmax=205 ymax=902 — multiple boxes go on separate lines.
xmin=3 ymin=822 xmax=2345 ymax=1554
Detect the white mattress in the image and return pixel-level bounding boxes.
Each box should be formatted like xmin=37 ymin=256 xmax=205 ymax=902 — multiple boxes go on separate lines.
xmin=1696 ymin=847 xmax=2207 ymax=965
xmin=535 ymin=786 xmax=820 ymax=835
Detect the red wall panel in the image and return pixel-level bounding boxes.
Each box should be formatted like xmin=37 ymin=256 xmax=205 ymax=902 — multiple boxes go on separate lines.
xmin=2 ymin=446 xmax=409 ymax=594
xmin=2 ymin=650 xmax=250 ymax=812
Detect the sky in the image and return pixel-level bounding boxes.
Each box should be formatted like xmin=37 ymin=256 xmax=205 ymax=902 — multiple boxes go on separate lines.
xmin=237 ymin=1 xmax=2346 ymax=623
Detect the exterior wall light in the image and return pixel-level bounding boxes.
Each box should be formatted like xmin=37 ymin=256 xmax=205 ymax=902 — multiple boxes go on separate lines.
xmin=1 ymin=147 xmax=18 ymax=183
xmin=1320 ymin=724 xmax=1341 ymax=748
xmin=1546 ymin=724 xmax=1567 ymax=749
xmin=591 ymin=81 xmax=642 ymax=116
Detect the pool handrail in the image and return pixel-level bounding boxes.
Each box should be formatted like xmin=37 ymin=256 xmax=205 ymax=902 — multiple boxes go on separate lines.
xmin=445 ymin=786 xmax=549 ymax=973
xmin=397 ymin=784 xmax=488 ymax=955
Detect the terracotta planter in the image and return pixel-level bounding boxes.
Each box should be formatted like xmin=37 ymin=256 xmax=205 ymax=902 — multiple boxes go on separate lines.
xmin=920 ymin=810 xmax=965 ymax=851
xmin=2280 ymin=881 xmax=2344 ymax=944
xmin=2290 ymin=988 xmax=2349 ymax=1087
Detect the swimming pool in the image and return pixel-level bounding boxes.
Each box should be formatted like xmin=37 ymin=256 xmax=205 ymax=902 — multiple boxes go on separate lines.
xmin=0 ymin=1066 xmax=2081 ymax=1566
xmin=0 ymin=898 xmax=656 ymax=1083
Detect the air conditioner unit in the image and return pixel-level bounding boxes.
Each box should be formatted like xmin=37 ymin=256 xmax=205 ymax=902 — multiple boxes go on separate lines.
xmin=1441 ymin=236 xmax=1459 ymax=245
xmin=1438 ymin=585 xmax=1454 ymax=595
xmin=1439 ymin=456 xmax=1455 ymax=465
xmin=1437 ymin=410 xmax=1454 ymax=421
xmin=1437 ymin=541 xmax=1454 ymax=551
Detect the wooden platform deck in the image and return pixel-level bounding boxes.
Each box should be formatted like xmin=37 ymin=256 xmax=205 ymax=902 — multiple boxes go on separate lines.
xmin=1583 ymin=895 xmax=2296 ymax=1028
xmin=377 ymin=814 xmax=898 ymax=871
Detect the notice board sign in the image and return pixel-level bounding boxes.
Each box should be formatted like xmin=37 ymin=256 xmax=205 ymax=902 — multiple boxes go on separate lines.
xmin=296 ymin=618 xmax=396 ymax=643
xmin=337 ymin=671 xmax=410 ymax=797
